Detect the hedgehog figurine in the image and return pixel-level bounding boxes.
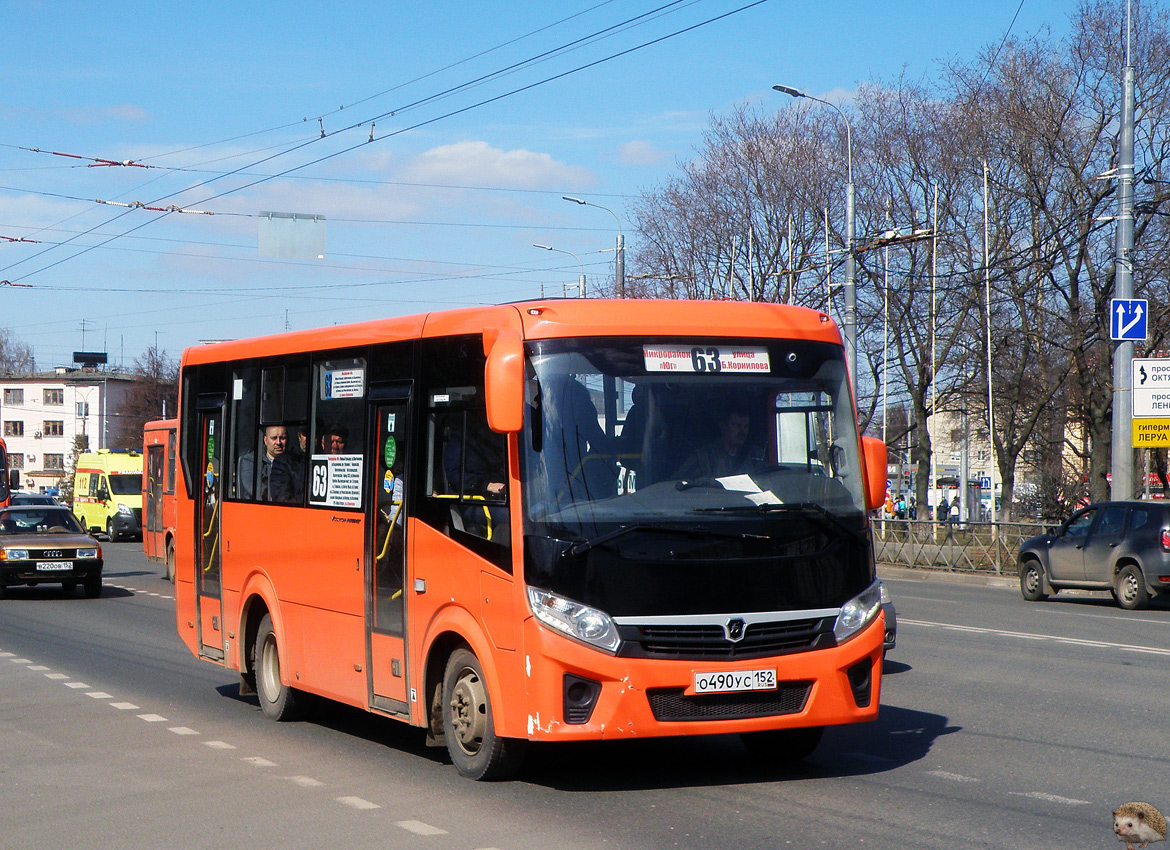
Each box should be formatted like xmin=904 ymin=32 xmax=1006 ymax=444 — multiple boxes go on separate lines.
xmin=1114 ymin=802 xmax=1167 ymax=849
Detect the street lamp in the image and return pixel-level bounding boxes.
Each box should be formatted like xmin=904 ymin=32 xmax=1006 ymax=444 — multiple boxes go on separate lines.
xmin=533 ymin=243 xmax=586 ymax=298
xmin=562 ymin=196 xmax=624 ymax=297
xmin=773 ymin=84 xmax=856 ymax=392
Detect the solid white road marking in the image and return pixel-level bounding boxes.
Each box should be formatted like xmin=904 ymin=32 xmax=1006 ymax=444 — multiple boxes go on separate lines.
xmin=902 ymin=618 xmax=1170 ymax=657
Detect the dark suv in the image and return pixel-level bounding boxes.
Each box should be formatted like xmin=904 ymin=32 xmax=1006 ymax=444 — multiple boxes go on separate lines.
xmin=1018 ymin=500 xmax=1170 ymax=610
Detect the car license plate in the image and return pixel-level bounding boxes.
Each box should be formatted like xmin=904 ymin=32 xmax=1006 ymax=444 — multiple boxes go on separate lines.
xmin=35 ymin=561 xmax=71 ymax=571
xmin=693 ymin=668 xmax=777 ymax=694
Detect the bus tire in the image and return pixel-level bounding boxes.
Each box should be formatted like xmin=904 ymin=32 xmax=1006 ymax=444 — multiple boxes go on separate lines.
xmin=255 ymin=614 xmax=306 ymax=721
xmin=442 ymin=648 xmax=525 ymax=780
xmin=740 ymin=726 xmax=824 ymax=763
xmin=106 ymin=520 xmax=119 ymax=543
xmin=165 ymin=540 xmax=175 ymax=582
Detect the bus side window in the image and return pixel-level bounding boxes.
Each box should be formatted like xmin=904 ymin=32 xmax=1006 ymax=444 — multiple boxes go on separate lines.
xmin=430 ymin=408 xmax=508 ymax=545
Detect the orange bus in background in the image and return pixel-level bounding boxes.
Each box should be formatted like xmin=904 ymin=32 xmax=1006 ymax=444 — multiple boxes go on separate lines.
xmin=143 ymin=418 xmax=178 ymax=580
xmin=174 ymin=299 xmax=888 ymax=779
xmin=0 ymin=437 xmax=15 ymax=506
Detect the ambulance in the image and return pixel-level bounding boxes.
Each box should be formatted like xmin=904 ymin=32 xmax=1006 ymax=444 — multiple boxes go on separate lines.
xmin=73 ymin=449 xmax=144 ymax=541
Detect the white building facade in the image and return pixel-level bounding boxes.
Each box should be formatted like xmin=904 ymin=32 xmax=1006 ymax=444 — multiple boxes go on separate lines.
xmin=0 ymin=369 xmax=141 ymax=493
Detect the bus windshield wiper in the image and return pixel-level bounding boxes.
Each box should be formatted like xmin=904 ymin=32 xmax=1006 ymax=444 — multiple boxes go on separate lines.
xmin=566 ymin=524 xmax=766 ymax=557
xmin=692 ymin=501 xmax=864 ymax=539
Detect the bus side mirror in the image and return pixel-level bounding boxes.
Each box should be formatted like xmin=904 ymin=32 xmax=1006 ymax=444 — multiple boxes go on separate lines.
xmin=484 ymin=328 xmax=524 ymax=433
xmin=860 ymin=436 xmax=888 ymax=512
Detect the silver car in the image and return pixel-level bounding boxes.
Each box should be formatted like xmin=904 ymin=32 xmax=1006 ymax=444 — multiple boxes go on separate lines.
xmin=1018 ymin=500 xmax=1170 ymax=610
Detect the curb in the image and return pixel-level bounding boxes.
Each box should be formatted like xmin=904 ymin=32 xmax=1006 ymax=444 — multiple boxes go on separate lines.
xmin=877 ymin=564 xmax=1016 ymax=589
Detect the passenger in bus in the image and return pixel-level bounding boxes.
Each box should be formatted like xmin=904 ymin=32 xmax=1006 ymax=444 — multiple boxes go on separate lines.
xmin=544 ymin=375 xmax=617 ymax=502
xmin=676 ymin=401 xmax=766 ymax=480
xmin=238 ymin=425 xmax=288 ymax=501
xmin=269 ymin=446 xmax=304 ymax=503
xmin=319 ymin=425 xmax=348 ymax=454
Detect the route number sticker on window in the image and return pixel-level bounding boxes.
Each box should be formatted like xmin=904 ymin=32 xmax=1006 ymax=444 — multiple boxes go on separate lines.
xmin=643 ymin=345 xmax=770 ymax=373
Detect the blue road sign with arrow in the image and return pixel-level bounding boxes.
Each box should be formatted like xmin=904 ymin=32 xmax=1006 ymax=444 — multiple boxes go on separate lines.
xmin=1111 ymin=298 xmax=1148 ymax=341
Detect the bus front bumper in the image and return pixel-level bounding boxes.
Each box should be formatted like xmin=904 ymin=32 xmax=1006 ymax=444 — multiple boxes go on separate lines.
xmin=516 ymin=613 xmax=884 ymax=741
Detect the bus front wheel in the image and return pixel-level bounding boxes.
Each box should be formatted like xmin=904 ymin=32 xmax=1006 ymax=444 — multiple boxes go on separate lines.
xmin=255 ymin=614 xmax=306 ymax=721
xmin=441 ymin=649 xmax=525 ymax=780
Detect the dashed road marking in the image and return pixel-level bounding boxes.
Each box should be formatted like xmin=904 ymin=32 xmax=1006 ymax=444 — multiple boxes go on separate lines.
xmin=110 ymin=702 xmax=139 ymax=710
xmin=927 ymin=770 xmax=980 ymax=783
xmin=395 ymin=820 xmax=446 ymax=835
xmin=289 ymin=775 xmax=324 ymax=787
xmin=204 ymin=741 xmax=236 ymax=750
xmin=243 ymin=757 xmax=277 ymax=767
xmin=1011 ymin=791 xmax=1092 ymax=806
xmin=138 ymin=714 xmax=168 ymax=722
xmin=338 ymin=797 xmax=380 ymax=810
xmin=86 ymin=691 xmax=113 ymax=699
xmin=64 ymin=682 xmax=90 ymax=689
xmin=44 ymin=672 xmax=69 ymax=680
xmin=168 ymin=726 xmax=199 ymax=736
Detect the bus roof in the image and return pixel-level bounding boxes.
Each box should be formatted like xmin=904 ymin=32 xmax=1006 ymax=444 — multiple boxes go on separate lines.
xmin=179 ymin=299 xmax=842 ymax=367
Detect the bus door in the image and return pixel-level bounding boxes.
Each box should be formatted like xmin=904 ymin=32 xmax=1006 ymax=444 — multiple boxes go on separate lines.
xmin=195 ymin=400 xmax=225 ymax=661
xmin=145 ymin=444 xmax=165 ymax=560
xmin=366 ymin=388 xmax=411 ymax=715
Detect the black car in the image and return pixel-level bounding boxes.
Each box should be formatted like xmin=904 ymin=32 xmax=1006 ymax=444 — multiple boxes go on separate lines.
xmin=10 ymin=492 xmax=60 ymax=506
xmin=0 ymin=505 xmax=103 ymax=598
xmin=1018 ymin=500 xmax=1170 ymax=610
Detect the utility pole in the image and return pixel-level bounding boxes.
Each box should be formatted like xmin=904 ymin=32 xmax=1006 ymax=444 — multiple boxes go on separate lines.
xmin=1111 ymin=3 xmax=1136 ymax=501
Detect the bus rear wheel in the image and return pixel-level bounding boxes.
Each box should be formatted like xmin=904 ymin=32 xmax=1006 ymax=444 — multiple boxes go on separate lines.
xmin=164 ymin=540 xmax=175 ymax=582
xmin=441 ymin=648 xmax=525 ymax=780
xmin=255 ymin=614 xmax=306 ymax=721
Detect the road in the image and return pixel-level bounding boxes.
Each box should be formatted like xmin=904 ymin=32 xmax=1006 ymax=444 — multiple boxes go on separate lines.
xmin=2 ymin=547 xmax=1168 ymax=850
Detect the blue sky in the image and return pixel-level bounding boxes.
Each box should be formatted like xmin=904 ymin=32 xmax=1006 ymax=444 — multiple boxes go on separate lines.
xmin=0 ymin=0 xmax=1074 ymax=368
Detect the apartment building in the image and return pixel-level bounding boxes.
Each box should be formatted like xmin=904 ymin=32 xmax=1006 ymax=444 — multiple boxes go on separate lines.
xmin=0 ymin=369 xmax=141 ymax=493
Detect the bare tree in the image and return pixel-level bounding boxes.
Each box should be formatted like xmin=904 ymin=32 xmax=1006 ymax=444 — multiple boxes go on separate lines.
xmin=110 ymin=346 xmax=178 ymax=449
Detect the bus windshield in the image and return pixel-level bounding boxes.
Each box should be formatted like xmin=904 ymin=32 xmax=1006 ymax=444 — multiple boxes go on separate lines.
xmin=521 ymin=337 xmax=872 ymax=617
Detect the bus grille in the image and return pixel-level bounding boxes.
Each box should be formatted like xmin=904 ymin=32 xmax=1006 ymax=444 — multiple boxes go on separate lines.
xmin=620 ymin=617 xmax=833 ymax=659
xmin=646 ymin=682 xmax=812 ymax=721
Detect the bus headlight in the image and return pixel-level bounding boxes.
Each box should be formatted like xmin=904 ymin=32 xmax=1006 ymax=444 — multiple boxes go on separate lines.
xmin=116 ymin=504 xmax=133 ymax=516
xmin=526 ymin=586 xmax=621 ymax=654
xmin=833 ymin=581 xmax=883 ymax=643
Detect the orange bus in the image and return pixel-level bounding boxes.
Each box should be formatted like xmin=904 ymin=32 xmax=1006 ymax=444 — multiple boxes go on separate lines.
xmin=0 ymin=436 xmax=15 ymax=505
xmin=143 ymin=418 xmax=178 ymax=580
xmin=174 ymin=299 xmax=888 ymax=779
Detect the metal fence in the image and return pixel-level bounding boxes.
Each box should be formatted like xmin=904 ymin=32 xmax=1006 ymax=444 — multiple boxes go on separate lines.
xmin=873 ymin=519 xmax=1050 ymax=575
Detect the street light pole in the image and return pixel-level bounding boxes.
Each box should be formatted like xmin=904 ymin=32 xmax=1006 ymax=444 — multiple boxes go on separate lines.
xmin=1111 ymin=6 xmax=1137 ymax=501
xmin=533 ymin=243 xmax=586 ymax=297
xmin=563 ymin=196 xmax=624 ymax=297
xmin=774 ymin=85 xmax=856 ymax=391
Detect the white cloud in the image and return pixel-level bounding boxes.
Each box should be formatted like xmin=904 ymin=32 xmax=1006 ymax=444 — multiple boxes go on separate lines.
xmin=616 ymin=140 xmax=672 ymax=167
xmin=402 ymin=141 xmax=594 ymax=189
